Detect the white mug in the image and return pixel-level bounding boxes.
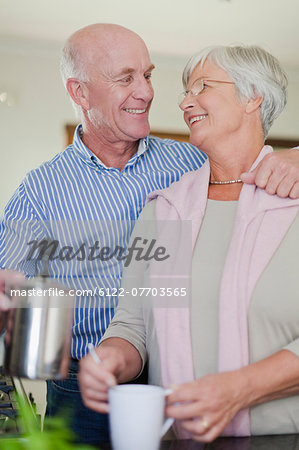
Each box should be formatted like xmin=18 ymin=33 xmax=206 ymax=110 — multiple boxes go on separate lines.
xmin=108 ymin=384 xmax=174 ymax=450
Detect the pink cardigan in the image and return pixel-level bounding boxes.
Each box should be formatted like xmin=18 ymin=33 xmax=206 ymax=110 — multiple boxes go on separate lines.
xmin=147 ymin=146 xmax=299 ymax=436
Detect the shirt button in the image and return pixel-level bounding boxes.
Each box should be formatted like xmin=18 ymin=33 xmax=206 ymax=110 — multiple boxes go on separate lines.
xmin=137 ymin=206 xmax=141 ymax=213
xmin=122 ymin=172 xmax=127 ymax=177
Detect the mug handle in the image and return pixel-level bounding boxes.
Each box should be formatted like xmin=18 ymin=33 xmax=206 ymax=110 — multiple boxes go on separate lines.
xmin=161 ymin=388 xmax=174 ymax=437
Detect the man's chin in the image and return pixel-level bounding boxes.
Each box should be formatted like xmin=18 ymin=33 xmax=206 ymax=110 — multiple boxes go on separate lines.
xmin=129 ymin=124 xmax=150 ymax=141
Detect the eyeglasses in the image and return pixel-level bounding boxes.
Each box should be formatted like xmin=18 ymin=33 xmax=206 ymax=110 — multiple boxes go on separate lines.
xmin=178 ymin=79 xmax=235 ymax=105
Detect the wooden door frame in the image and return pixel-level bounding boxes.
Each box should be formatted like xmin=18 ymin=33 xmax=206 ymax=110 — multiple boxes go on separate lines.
xmin=65 ymin=124 xmax=298 ymax=150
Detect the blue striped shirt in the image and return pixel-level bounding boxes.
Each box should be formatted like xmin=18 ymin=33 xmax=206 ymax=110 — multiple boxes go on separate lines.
xmin=0 ymin=125 xmax=207 ymax=359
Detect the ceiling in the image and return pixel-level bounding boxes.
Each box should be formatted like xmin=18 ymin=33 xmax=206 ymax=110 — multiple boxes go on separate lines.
xmin=1 ymin=0 xmax=299 ymax=68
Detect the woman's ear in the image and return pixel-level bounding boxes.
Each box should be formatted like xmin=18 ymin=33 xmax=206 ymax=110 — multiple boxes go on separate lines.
xmin=66 ymin=78 xmax=90 ymax=110
xmin=245 ymin=96 xmax=263 ymax=114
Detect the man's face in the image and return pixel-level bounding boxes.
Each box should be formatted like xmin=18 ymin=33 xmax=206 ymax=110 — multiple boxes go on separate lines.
xmin=83 ymin=34 xmax=154 ymax=143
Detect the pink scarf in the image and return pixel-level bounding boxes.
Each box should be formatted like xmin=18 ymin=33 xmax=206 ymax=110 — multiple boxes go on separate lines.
xmin=147 ymin=146 xmax=299 ymax=436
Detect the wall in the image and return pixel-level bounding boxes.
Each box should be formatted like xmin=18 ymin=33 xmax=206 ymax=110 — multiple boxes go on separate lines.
xmin=1 ymin=38 xmax=299 ymax=212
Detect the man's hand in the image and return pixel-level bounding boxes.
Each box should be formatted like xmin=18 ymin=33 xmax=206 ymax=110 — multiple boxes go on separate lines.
xmin=0 ymin=270 xmax=24 ymax=333
xmin=241 ymin=148 xmax=299 ymax=198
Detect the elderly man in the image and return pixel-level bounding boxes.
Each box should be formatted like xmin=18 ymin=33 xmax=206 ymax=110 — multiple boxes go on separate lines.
xmin=1 ymin=23 xmax=299 ymax=444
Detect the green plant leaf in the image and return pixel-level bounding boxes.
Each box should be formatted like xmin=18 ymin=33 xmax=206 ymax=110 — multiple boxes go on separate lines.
xmin=0 ymin=395 xmax=97 ymax=450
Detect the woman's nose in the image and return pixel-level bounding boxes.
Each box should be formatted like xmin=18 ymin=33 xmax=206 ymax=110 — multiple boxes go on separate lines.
xmin=179 ymin=92 xmax=196 ymax=111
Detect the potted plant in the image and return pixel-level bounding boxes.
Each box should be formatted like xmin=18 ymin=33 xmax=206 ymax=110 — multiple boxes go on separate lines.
xmin=1 ymin=394 xmax=95 ymax=449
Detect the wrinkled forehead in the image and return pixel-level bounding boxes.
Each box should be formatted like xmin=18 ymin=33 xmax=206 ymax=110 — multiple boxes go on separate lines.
xmin=86 ymin=36 xmax=153 ymax=78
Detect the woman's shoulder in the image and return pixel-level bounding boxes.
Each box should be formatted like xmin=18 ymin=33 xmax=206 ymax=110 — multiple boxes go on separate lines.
xmin=138 ymin=200 xmax=157 ymax=221
xmin=148 ymin=166 xmax=207 ymax=204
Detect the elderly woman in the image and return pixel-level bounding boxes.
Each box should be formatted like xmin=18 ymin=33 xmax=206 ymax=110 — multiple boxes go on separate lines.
xmin=79 ymin=45 xmax=299 ymax=442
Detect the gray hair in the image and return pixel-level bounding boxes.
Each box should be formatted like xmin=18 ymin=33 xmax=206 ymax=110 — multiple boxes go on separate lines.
xmin=60 ymin=40 xmax=89 ymax=117
xmin=182 ymin=45 xmax=288 ymax=137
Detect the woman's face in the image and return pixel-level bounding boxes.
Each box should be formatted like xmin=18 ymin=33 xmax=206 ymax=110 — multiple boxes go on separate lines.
xmin=180 ymin=60 xmax=247 ymax=152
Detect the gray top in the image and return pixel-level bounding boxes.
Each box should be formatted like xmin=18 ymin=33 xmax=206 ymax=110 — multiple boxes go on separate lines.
xmin=102 ymin=199 xmax=299 ymax=435
xmin=191 ymin=200 xmax=238 ymax=379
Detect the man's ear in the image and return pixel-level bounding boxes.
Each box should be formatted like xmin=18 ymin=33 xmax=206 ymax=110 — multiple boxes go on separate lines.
xmin=245 ymin=96 xmax=263 ymax=114
xmin=66 ymin=78 xmax=90 ymax=110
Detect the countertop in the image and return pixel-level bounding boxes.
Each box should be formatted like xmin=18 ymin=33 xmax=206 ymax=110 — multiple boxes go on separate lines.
xmin=100 ymin=434 xmax=299 ymax=450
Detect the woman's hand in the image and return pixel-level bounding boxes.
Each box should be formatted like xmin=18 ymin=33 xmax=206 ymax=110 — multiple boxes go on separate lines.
xmin=78 ymin=344 xmax=125 ymax=414
xmin=166 ymin=371 xmax=247 ymax=442
xmin=78 ymin=337 xmax=143 ymax=413
xmin=166 ymin=351 xmax=299 ymax=442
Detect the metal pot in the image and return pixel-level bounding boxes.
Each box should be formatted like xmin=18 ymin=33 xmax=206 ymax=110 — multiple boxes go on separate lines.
xmin=3 ymin=276 xmax=74 ymax=380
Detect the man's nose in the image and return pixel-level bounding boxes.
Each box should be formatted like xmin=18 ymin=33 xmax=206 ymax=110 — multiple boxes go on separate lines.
xmin=132 ymin=78 xmax=154 ymax=102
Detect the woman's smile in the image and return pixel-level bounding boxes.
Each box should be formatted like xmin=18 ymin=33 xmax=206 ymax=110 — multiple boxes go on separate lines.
xmin=189 ymin=114 xmax=208 ymax=126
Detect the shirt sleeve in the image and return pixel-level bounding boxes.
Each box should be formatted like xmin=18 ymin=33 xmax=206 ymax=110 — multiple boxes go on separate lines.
xmin=283 ymin=339 xmax=299 ymax=357
xmin=0 ymin=182 xmax=46 ymax=276
xmin=100 ymin=201 xmax=159 ymax=371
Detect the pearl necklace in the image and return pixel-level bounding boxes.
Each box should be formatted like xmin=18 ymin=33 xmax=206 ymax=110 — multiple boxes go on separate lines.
xmin=209 ymin=179 xmax=243 ymax=185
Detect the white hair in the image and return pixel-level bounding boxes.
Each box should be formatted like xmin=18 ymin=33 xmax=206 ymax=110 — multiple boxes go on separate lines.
xmin=182 ymin=45 xmax=288 ymax=138
xmin=60 ymin=40 xmax=89 ymax=118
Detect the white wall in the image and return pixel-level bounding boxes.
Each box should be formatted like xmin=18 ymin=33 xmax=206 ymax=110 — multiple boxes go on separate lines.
xmin=0 ymin=38 xmax=74 ymax=211
xmin=1 ymin=38 xmax=298 ymax=212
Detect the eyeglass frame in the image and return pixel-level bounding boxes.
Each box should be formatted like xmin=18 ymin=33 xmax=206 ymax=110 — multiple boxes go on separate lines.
xmin=178 ymin=79 xmax=235 ymax=105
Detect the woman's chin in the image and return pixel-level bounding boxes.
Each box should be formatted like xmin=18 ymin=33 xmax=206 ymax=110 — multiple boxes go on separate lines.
xmin=190 ymin=133 xmax=204 ymax=149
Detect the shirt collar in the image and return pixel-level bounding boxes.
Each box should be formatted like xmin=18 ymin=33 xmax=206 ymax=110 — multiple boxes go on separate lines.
xmin=72 ymin=124 xmax=149 ymax=168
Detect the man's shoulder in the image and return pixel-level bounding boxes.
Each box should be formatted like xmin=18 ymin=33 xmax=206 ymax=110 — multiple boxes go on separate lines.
xmin=148 ymin=134 xmax=194 ymax=149
xmin=147 ymin=135 xmax=207 ymax=165
xmin=9 ymin=146 xmax=77 ymax=202
xmin=24 ymin=146 xmax=74 ymax=179
xmin=41 ymin=145 xmax=75 ymax=168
